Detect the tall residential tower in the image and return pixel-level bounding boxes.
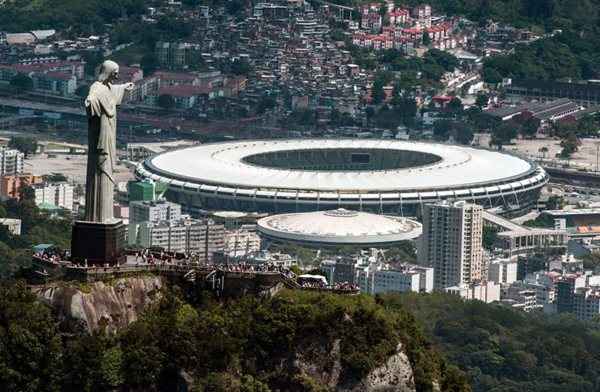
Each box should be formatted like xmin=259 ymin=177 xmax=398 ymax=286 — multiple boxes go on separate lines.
xmin=419 ymin=201 xmax=484 ymax=289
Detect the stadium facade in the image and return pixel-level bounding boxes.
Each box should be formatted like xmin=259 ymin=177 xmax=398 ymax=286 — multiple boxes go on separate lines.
xmin=135 ymin=139 xmax=548 ymax=217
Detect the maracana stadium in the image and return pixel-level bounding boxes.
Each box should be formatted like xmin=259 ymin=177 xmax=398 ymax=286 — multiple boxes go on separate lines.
xmin=135 ymin=139 xmax=548 ymax=216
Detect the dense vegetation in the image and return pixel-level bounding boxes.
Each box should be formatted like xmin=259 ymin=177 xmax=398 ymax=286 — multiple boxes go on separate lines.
xmin=483 ymin=34 xmax=600 ymax=83
xmin=0 ymin=187 xmax=71 ymax=278
xmin=329 ymin=0 xmax=600 ymax=82
xmin=0 ymin=282 xmax=469 ymax=391
xmin=385 ymin=293 xmax=600 ymax=392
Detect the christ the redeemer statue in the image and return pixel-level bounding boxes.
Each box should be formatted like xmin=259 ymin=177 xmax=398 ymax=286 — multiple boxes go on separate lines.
xmin=84 ymin=60 xmax=134 ymax=222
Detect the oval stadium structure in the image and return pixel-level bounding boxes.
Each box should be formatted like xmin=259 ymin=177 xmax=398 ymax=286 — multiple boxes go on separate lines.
xmin=135 ymin=139 xmax=548 ymax=216
xmin=257 ymin=209 xmax=422 ymax=248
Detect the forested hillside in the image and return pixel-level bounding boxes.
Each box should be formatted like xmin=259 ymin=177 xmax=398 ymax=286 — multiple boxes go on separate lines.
xmin=0 ymin=282 xmax=469 ymax=391
xmin=387 ymin=293 xmax=600 ymax=392
xmin=330 ymin=0 xmax=600 ymax=81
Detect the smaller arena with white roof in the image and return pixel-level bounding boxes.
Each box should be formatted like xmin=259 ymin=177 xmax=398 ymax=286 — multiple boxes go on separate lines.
xmin=257 ymin=209 xmax=422 ymax=248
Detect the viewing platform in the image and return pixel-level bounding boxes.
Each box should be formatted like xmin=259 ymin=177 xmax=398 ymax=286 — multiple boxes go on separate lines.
xmin=31 ymin=253 xmax=359 ymax=297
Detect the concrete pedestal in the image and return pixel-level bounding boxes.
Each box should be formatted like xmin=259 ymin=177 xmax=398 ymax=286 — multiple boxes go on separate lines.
xmin=71 ymin=220 xmax=125 ymax=265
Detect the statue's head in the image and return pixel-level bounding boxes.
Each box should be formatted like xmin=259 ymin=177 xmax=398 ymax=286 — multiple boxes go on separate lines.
xmin=97 ymin=60 xmax=119 ymax=83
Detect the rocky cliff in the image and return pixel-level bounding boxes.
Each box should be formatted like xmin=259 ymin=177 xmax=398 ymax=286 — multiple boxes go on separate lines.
xmin=284 ymin=339 xmax=416 ymax=392
xmin=33 ymin=275 xmax=163 ymax=332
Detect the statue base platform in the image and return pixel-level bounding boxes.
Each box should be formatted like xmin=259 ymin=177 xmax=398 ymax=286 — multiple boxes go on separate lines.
xmin=71 ymin=220 xmax=125 ymax=266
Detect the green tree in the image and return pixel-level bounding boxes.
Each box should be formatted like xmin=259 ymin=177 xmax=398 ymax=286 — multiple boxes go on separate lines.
xmin=230 ymin=58 xmax=252 ymax=76
xmin=475 ymin=94 xmax=489 ymax=109
xmin=9 ymin=73 xmax=33 ymax=91
xmin=82 ymin=50 xmax=105 ymax=77
xmin=0 ymin=282 xmax=63 ymax=391
xmin=453 ymin=121 xmax=474 ymax=145
xmin=256 ymin=95 xmax=277 ymax=115
xmin=225 ymin=0 xmax=245 ymax=15
xmin=547 ymin=195 xmax=565 ymax=210
xmin=448 ymin=97 xmax=464 ymax=114
xmin=8 ymin=136 xmax=38 ymax=157
xmin=483 ymin=226 xmax=499 ymax=250
xmin=371 ymin=79 xmax=385 ymax=104
xmin=520 ymin=116 xmax=540 ymax=138
xmin=422 ymin=31 xmax=431 ymax=46
xmin=559 ymin=132 xmax=580 ymax=158
xmin=490 ymin=122 xmax=518 ymax=149
xmin=157 ymin=94 xmax=176 ymax=110
xmin=140 ymin=53 xmax=158 ymax=76
xmin=75 ymin=84 xmax=90 ymax=98
xmin=482 ymin=67 xmax=502 ymax=84
xmin=433 ymin=119 xmax=453 ymax=141
xmin=425 ymin=49 xmax=459 ymax=72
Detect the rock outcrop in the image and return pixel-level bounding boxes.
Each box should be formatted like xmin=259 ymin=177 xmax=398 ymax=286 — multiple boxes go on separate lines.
xmin=33 ymin=276 xmax=163 ymax=332
xmin=290 ymin=339 xmax=415 ymax=392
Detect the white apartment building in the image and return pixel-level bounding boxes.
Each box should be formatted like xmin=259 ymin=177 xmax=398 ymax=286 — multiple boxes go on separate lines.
xmin=33 ymin=182 xmax=73 ymax=210
xmin=136 ymin=218 xmax=225 ymax=262
xmin=574 ymin=288 xmax=600 ymax=321
xmin=445 ymin=281 xmax=500 ymax=303
xmin=0 ymin=147 xmax=24 ymax=175
xmin=488 ymin=258 xmax=518 ymax=285
xmin=372 ymin=266 xmax=434 ymax=294
xmin=419 ymin=201 xmax=484 ymax=289
xmin=223 ymin=229 xmax=261 ymax=257
xmin=245 ymin=251 xmax=296 ymax=268
xmin=129 ymin=199 xmax=181 ymax=224
xmin=500 ymin=285 xmax=541 ymax=312
xmin=356 ymin=262 xmax=434 ymax=295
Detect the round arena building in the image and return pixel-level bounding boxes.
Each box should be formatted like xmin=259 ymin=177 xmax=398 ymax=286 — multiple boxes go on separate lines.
xmin=135 ymin=139 xmax=548 ymax=216
xmin=257 ymin=209 xmax=422 ymax=248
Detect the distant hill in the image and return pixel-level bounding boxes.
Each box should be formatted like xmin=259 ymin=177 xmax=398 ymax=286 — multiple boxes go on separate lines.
xmin=387 ymin=292 xmax=600 ymax=392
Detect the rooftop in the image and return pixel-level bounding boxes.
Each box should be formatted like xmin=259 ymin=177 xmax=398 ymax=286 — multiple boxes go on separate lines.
xmin=143 ymin=139 xmax=537 ymax=192
xmin=257 ymin=208 xmax=422 ymax=245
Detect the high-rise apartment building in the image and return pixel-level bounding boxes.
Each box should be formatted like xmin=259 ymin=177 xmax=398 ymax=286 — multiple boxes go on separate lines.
xmin=129 ymin=200 xmax=182 ymax=225
xmin=418 ymin=201 xmax=484 ymax=289
xmin=0 ymin=147 xmax=24 ymax=176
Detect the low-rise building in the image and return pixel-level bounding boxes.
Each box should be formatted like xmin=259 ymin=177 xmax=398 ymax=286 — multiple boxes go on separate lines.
xmin=33 ymin=182 xmax=73 ymax=211
xmin=136 ymin=218 xmax=225 ymax=262
xmin=488 ymin=258 xmax=518 ymax=285
xmin=370 ymin=265 xmax=434 ymax=294
xmin=574 ymin=287 xmax=600 ymax=321
xmin=501 ymin=285 xmax=541 ymax=312
xmin=243 ymin=251 xmax=296 ymax=268
xmin=0 ymin=174 xmax=43 ymax=200
xmin=223 ymin=229 xmax=261 ymax=257
xmin=0 ymin=218 xmax=21 ymax=235
xmin=445 ymin=281 xmax=501 ymax=303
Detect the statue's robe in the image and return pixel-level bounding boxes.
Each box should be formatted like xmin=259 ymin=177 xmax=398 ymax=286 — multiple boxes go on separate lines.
xmin=84 ymin=81 xmax=127 ymax=223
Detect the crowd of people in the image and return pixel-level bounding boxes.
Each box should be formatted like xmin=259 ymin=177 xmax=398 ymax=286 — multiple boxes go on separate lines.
xmin=332 ymin=282 xmax=360 ymax=291
xmin=35 ymin=246 xmax=358 ymax=292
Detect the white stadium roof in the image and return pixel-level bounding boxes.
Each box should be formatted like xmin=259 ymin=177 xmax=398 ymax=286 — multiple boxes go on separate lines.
xmin=145 ymin=139 xmax=535 ymax=192
xmin=257 ymin=209 xmax=422 ymax=245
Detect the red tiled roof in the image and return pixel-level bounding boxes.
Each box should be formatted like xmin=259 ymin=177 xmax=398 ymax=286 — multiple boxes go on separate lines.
xmin=155 ymin=71 xmax=198 ymax=81
xmin=158 ymin=84 xmax=211 ymax=97
xmin=0 ymin=61 xmax=81 ymax=74
xmin=42 ymin=71 xmax=73 ymax=81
